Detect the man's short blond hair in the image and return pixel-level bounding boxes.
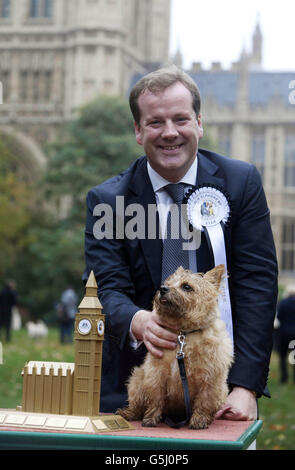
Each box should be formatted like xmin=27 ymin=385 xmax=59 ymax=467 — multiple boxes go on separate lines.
xmin=129 ymin=65 xmax=201 ymax=124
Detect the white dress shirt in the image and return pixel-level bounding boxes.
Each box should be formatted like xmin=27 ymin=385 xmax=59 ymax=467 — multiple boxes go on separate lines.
xmin=129 ymin=156 xmax=198 ymax=348
xmin=147 ymin=157 xmax=198 ymax=241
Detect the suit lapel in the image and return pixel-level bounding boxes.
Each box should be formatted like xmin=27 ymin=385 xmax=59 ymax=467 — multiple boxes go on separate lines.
xmin=196 ymin=149 xmax=224 ymax=187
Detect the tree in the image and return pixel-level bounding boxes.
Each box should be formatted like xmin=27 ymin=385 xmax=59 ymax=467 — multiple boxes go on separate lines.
xmin=45 ymin=95 xmax=141 ymax=225
xmin=0 ymin=95 xmax=219 ymax=320
xmin=14 ymin=95 xmax=141 ymax=319
xmin=0 ymin=137 xmax=34 ymax=279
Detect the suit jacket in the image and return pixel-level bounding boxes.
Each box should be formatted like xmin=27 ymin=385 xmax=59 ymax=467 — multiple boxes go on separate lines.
xmin=84 ymin=149 xmax=278 ymax=412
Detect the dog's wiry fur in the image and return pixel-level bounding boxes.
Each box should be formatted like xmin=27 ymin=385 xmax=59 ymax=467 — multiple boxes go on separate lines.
xmin=116 ymin=264 xmax=233 ymax=429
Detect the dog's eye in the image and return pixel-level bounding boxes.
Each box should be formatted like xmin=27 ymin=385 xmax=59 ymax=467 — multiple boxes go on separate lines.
xmin=181 ymin=283 xmax=193 ymax=292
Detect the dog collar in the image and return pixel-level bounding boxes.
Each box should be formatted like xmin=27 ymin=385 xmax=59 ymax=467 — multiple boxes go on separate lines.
xmin=176 ymin=330 xmax=201 ymax=359
xmin=176 ymin=330 xmax=200 ymax=358
xmin=180 ymin=329 xmax=200 ymax=336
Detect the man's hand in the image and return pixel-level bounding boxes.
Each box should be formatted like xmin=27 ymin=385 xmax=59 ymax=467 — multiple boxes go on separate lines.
xmin=131 ymin=309 xmax=179 ymax=358
xmin=215 ymin=386 xmax=257 ymax=421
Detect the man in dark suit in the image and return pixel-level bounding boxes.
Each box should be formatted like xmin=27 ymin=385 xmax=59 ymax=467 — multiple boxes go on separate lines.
xmin=84 ymin=66 xmax=278 ymax=420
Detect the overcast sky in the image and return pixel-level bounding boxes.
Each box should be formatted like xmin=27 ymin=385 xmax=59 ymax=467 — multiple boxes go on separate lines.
xmin=169 ymin=0 xmax=294 ymax=71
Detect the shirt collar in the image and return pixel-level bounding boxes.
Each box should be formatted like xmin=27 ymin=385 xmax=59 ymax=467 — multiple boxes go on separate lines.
xmin=147 ymin=157 xmax=198 ymax=193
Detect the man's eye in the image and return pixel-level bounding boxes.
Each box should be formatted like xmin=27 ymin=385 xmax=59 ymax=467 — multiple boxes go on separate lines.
xmin=181 ymin=283 xmax=193 ymax=292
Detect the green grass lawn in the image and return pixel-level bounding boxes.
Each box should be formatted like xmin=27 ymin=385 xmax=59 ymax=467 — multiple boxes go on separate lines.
xmin=0 ymin=328 xmax=74 ymax=409
xmin=257 ymin=352 xmax=295 ymax=450
xmin=0 ymin=328 xmax=294 ymax=450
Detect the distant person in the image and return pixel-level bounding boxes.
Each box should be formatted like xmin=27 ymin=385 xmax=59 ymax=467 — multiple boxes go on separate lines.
xmin=0 ymin=280 xmax=18 ymax=342
xmin=276 ymin=285 xmax=295 ymax=384
xmin=57 ymin=286 xmax=78 ymax=343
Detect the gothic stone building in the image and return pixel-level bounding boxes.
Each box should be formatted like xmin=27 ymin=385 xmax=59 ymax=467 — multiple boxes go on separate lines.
xmin=1 ymin=4 xmax=295 ymax=283
xmin=0 ymin=0 xmax=170 ymax=170
xmin=187 ymin=23 xmax=295 ymax=285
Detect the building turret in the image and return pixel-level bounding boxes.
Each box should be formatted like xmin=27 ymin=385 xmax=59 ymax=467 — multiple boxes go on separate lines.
xmin=251 ymin=17 xmax=263 ymax=68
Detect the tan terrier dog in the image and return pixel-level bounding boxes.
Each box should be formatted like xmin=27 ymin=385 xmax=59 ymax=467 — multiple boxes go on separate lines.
xmin=116 ymin=264 xmax=233 ymax=429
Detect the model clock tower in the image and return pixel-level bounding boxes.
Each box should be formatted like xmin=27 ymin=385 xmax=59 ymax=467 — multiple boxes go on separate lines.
xmin=2 ymin=270 xmax=134 ymax=433
xmin=72 ymin=271 xmax=105 ymax=416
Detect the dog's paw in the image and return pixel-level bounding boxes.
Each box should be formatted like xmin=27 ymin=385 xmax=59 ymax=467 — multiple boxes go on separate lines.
xmin=115 ymin=407 xmax=135 ymax=420
xmin=142 ymin=420 xmax=157 ymax=427
xmin=189 ymin=422 xmax=209 ymax=430
xmin=115 ymin=407 xmax=126 ymax=417
xmin=189 ymin=415 xmax=211 ymax=430
xmin=142 ymin=416 xmax=161 ymax=427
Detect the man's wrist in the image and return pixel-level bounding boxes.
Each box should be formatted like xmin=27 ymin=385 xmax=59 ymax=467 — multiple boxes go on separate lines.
xmin=231 ymin=385 xmax=257 ymax=398
xmin=130 ymin=309 xmax=149 ymax=341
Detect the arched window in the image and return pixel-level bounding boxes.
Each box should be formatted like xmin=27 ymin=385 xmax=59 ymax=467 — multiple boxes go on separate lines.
xmin=44 ymin=0 xmax=52 ymax=17
xmin=29 ymin=0 xmax=53 ymax=18
xmin=251 ymin=129 xmax=265 ymax=181
xmin=30 ymin=0 xmax=38 ymax=17
xmin=0 ymin=0 xmax=11 ymax=18
xmin=281 ymin=217 xmax=295 ymax=272
xmin=284 ymin=134 xmax=295 ymax=188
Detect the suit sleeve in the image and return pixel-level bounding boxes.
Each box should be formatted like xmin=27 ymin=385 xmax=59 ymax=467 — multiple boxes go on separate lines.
xmin=84 ymin=188 xmax=142 ymax=351
xmin=228 ymin=164 xmax=278 ymax=396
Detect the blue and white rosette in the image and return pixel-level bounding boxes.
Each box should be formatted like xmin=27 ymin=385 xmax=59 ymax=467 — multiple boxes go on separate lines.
xmin=186 ymin=185 xmax=233 ymax=343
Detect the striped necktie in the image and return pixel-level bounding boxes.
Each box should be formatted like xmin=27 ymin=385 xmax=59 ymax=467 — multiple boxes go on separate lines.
xmin=161 ymin=183 xmax=190 ymax=282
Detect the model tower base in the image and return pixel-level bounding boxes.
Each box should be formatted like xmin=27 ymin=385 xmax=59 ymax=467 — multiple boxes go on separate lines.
xmin=0 ymin=409 xmax=133 ymax=434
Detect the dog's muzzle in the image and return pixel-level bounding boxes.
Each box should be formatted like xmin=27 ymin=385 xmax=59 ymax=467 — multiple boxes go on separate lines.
xmin=159 ymin=285 xmax=171 ymax=305
xmin=160 ymin=285 xmax=169 ymax=296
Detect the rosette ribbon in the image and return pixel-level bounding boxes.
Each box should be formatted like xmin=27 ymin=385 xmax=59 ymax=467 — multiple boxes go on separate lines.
xmin=185 ymin=185 xmax=233 ymax=344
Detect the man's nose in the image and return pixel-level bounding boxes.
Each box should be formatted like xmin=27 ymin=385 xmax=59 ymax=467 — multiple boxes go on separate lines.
xmin=160 ymin=285 xmax=169 ymax=296
xmin=161 ymin=120 xmax=178 ymax=139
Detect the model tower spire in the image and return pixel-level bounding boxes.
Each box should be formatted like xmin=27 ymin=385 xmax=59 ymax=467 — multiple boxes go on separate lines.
xmin=72 ymin=271 xmax=105 ymax=416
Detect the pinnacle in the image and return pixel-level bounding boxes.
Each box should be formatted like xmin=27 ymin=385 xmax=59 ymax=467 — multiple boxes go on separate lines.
xmin=81 ymin=270 xmax=102 ymax=308
xmin=86 ymin=270 xmax=98 ymax=289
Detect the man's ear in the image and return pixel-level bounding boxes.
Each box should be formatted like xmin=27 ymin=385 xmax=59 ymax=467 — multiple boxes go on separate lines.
xmin=134 ymin=121 xmax=143 ymax=146
xmin=197 ymin=114 xmax=203 ymax=138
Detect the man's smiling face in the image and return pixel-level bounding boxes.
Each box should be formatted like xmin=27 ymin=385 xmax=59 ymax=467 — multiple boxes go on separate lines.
xmin=134 ymin=81 xmax=203 ymax=183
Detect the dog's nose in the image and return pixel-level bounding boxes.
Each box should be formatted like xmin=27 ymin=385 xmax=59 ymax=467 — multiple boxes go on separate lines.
xmin=160 ymin=285 xmax=169 ymax=296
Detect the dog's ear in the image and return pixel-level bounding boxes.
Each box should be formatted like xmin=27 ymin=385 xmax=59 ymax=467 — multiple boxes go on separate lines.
xmin=203 ymin=264 xmax=225 ymax=289
xmin=175 ymin=266 xmax=186 ymax=275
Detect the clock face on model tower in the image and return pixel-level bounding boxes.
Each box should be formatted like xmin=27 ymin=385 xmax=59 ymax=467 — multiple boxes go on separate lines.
xmin=77 ymin=319 xmax=92 ymax=335
xmin=97 ymin=319 xmax=104 ymax=336
xmin=76 ymin=318 xmax=105 ymax=337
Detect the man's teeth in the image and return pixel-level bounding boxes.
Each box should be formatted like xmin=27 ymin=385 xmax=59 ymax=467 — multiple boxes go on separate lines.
xmin=163 ymin=145 xmax=181 ymax=150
